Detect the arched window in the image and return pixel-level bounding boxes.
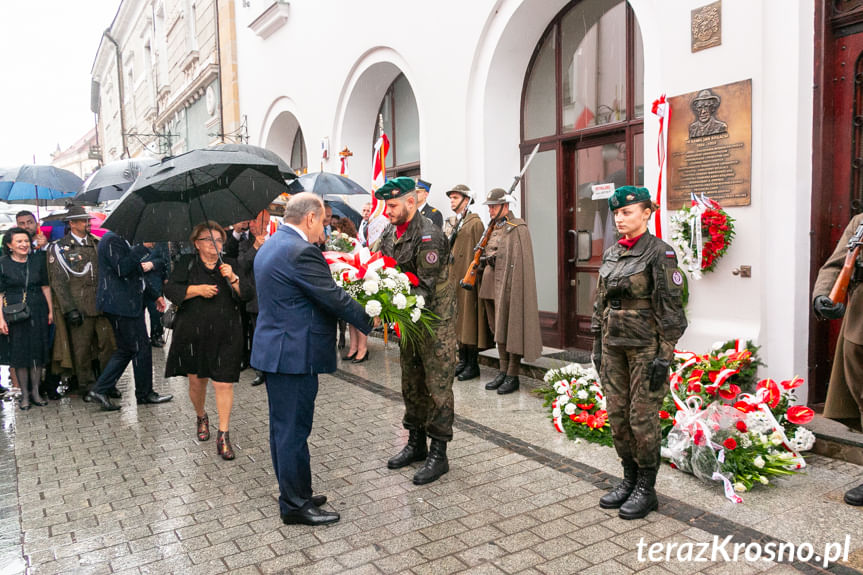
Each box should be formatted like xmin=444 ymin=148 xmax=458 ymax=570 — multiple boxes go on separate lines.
xmin=291 ymin=127 xmax=307 ymax=173
xmin=520 ymin=0 xmax=643 ymax=348
xmin=376 ymin=73 xmax=420 ymax=177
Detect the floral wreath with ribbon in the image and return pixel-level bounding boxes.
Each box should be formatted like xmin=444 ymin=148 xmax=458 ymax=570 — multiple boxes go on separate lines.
xmin=669 ymin=194 xmax=735 ymax=279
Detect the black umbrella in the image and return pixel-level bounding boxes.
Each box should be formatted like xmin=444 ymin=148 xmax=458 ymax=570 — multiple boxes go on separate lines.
xmin=101 ymin=149 xmax=288 ymax=243
xmin=209 ymin=143 xmax=298 ymax=180
xmin=326 ymin=199 xmax=363 ymax=229
xmin=292 ymin=171 xmax=369 ymax=196
xmin=75 ymin=157 xmax=154 ymax=204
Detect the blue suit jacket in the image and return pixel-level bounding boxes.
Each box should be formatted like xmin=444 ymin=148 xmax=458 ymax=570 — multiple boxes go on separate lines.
xmin=97 ymin=231 xmax=151 ymax=317
xmin=252 ymin=225 xmax=372 ymax=375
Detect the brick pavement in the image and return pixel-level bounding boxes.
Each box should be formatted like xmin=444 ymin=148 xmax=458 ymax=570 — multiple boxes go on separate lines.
xmin=0 ymin=340 xmax=861 ymax=574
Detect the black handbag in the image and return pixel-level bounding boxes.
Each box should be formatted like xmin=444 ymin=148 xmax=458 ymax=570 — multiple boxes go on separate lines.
xmin=2 ymin=261 xmax=30 ymax=323
xmin=161 ymin=304 xmax=178 ymax=330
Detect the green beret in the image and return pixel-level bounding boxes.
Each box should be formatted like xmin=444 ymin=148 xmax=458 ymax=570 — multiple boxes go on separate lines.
xmin=374 ymin=177 xmax=416 ymax=200
xmin=608 ymin=186 xmax=652 ymax=211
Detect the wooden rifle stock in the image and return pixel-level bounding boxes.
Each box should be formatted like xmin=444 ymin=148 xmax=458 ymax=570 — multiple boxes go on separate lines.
xmin=829 ymin=222 xmax=863 ymax=304
xmin=459 ymin=221 xmax=496 ymax=291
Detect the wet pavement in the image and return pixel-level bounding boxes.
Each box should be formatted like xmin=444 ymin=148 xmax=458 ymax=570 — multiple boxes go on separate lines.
xmin=0 ymin=337 xmax=862 ymax=574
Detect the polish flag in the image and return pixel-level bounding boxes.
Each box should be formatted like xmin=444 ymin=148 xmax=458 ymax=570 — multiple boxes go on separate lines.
xmin=366 ymin=131 xmax=391 ymax=246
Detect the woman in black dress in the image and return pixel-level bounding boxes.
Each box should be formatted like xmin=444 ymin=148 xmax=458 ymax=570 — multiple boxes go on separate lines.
xmin=164 ymin=222 xmax=251 ymax=460
xmin=0 ymin=228 xmax=53 ymax=410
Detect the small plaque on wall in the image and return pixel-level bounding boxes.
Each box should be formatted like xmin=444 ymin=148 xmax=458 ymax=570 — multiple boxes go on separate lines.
xmin=667 ymin=79 xmax=752 ymax=209
xmin=692 ymin=0 xmax=721 ymax=53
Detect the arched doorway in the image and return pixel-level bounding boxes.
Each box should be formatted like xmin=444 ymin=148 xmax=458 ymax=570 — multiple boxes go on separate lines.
xmin=263 ymin=107 xmax=306 ymax=173
xmin=376 ymin=73 xmax=421 ymax=178
xmin=521 ymin=0 xmax=644 ymax=349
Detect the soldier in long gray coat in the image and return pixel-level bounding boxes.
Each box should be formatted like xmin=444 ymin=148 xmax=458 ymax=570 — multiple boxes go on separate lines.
xmin=47 ymin=207 xmax=115 ymax=396
xmin=592 ymin=186 xmax=687 ymax=521
xmin=812 ymin=212 xmax=863 ymax=507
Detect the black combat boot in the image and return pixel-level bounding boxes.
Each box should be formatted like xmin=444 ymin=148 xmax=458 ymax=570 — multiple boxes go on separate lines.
xmin=387 ymin=429 xmax=428 ymax=469
xmin=845 ymin=482 xmax=863 ymax=506
xmin=413 ymin=438 xmax=449 ymax=485
xmin=458 ymin=346 xmax=480 ymax=381
xmin=454 ymin=345 xmax=467 ymax=377
xmin=497 ymin=376 xmax=519 ymax=394
xmin=485 ymin=372 xmax=506 ymax=390
xmin=619 ymin=467 xmax=659 ymax=520
xmin=599 ymin=459 xmax=638 ymax=509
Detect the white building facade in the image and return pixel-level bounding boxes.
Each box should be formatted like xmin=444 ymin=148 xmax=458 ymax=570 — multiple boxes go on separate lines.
xmin=234 ymin=0 xmax=834 ymax=405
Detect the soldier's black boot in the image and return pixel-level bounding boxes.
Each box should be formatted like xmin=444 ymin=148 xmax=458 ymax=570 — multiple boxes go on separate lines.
xmin=413 ymin=439 xmax=449 ymax=485
xmin=387 ymin=429 xmax=428 ymax=469
xmin=458 ymin=346 xmax=480 ymax=381
xmin=485 ymin=372 xmax=506 ymax=390
xmin=454 ymin=345 xmax=467 ymax=378
xmin=619 ymin=467 xmax=659 ymax=520
xmin=497 ymin=376 xmax=520 ymax=395
xmin=599 ymin=459 xmax=638 ymax=509
xmin=845 ymin=482 xmax=863 ymax=506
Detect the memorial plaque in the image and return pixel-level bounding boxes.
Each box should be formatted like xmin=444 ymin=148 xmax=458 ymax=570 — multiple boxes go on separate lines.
xmin=691 ymin=0 xmax=721 ymax=52
xmin=667 ymin=79 xmax=751 ymax=209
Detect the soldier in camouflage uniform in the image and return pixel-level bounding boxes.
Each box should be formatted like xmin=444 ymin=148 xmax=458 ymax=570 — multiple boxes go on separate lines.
xmin=376 ymin=177 xmax=457 ymax=485
xmin=591 ymin=186 xmax=687 ymax=520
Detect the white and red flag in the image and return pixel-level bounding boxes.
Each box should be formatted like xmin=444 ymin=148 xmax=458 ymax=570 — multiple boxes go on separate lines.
xmin=366 ymin=120 xmax=391 ymax=246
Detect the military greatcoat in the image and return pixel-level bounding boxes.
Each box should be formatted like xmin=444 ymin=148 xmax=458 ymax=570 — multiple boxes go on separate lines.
xmin=813 ymin=212 xmax=863 ymax=425
xmin=379 ymin=212 xmax=457 ymax=441
xmin=448 ymin=212 xmax=491 ymax=349
xmin=47 ymin=233 xmax=115 ymax=385
xmin=592 ymin=232 xmax=687 ymax=469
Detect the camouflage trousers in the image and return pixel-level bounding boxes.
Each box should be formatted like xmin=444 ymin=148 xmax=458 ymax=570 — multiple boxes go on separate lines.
xmin=601 ymin=344 xmax=667 ymax=469
xmin=400 ymin=300 xmax=458 ymax=442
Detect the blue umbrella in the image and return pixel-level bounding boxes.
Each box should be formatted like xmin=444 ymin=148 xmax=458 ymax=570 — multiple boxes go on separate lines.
xmin=291 ymin=171 xmax=369 ymax=196
xmin=0 ymin=165 xmax=82 ymax=202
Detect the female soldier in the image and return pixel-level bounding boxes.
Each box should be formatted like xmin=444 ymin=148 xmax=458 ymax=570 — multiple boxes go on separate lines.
xmin=591 ymin=186 xmax=687 ymax=520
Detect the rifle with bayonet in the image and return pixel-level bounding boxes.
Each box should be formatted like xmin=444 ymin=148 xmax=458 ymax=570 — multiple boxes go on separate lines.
xmin=829 ymin=222 xmax=863 ymax=304
xmin=459 ymin=143 xmax=540 ymax=291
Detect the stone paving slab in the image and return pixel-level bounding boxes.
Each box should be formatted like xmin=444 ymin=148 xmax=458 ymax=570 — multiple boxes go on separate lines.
xmin=0 ymin=338 xmax=860 ymax=574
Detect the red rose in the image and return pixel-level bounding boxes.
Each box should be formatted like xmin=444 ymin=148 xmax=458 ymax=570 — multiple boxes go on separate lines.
xmin=659 ymin=410 xmax=671 ymax=419
xmin=736 ymin=420 xmax=748 ymax=432
xmin=383 ymin=255 xmax=398 ymax=269
xmin=723 ymin=437 xmax=737 ymax=450
xmin=786 ymin=405 xmax=814 ymax=425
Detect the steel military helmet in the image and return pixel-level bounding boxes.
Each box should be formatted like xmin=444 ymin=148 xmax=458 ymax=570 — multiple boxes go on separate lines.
xmin=482 ymin=188 xmax=509 ymax=205
xmin=446 ymin=184 xmax=473 ymax=203
xmin=607 ymin=185 xmax=652 ymax=211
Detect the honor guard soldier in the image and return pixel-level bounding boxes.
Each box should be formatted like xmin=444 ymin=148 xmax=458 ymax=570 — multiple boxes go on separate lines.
xmin=376 ymin=177 xmax=457 ymax=485
xmin=592 ymin=186 xmax=687 ymax=520
xmin=812 ymin=212 xmax=863 ymax=507
xmin=415 ymin=179 xmax=443 ymax=228
xmin=478 ymin=188 xmax=543 ymax=395
xmin=445 ymin=184 xmax=491 ymax=380
xmin=47 ymin=206 xmax=115 ymax=396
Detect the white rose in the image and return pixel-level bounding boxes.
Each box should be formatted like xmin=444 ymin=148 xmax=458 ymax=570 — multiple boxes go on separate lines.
xmin=393 ymin=293 xmax=408 ymax=310
xmin=410 ymin=308 xmax=422 ymax=323
xmin=383 ymin=278 xmax=397 ymax=291
xmin=557 ymin=394 xmax=569 ymax=406
xmin=553 ymin=382 xmax=564 ymax=394
xmin=363 ymin=280 xmax=380 ymax=296
xmin=576 ymin=390 xmax=588 ymax=400
xmin=364 ymin=270 xmax=380 ymax=283
xmin=415 ymin=295 xmax=425 ymax=309
xmin=564 ymin=403 xmax=576 ymax=415
xmin=769 ymin=431 xmax=784 ymax=446
xmin=733 ymin=482 xmax=747 ymax=493
xmin=365 ymin=300 xmax=382 ymax=317
xmin=753 ymin=456 xmax=765 ymax=469
xmin=758 ymin=475 xmax=770 ymax=485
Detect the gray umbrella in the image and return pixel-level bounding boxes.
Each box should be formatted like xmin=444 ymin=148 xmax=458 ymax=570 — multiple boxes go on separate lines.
xmin=290 ymin=171 xmax=369 ymax=196
xmin=102 ymin=148 xmax=289 ymax=243
xmin=75 ymin=157 xmax=154 ymax=204
xmin=209 ymin=143 xmax=298 ymax=180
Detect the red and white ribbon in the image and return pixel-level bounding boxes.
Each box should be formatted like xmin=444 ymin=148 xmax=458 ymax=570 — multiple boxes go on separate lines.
xmin=651 ymin=95 xmax=670 ymax=239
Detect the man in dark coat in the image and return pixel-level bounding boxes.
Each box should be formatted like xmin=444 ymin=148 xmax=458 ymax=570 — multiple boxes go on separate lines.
xmin=47 ymin=206 xmax=115 ymax=396
xmin=478 ymin=188 xmax=543 ymax=395
xmin=253 ymin=193 xmax=374 ymax=526
xmin=377 ymin=177 xmax=457 ymax=485
xmin=84 ymin=231 xmax=173 ymax=410
xmin=416 ymin=179 xmax=443 ymax=228
xmin=445 ymin=185 xmax=490 ymax=381
xmin=142 ymin=242 xmax=170 ymax=347
xmin=239 ymin=210 xmax=273 ymax=386
xmin=813 ymin=212 xmax=863 ymax=506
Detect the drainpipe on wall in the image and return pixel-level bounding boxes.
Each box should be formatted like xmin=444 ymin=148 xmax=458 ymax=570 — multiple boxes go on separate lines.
xmin=214 ymin=0 xmax=225 ymax=143
xmin=102 ymin=29 xmax=129 ymax=159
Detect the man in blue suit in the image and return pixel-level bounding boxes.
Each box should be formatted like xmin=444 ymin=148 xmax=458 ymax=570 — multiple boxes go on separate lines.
xmin=84 ymin=231 xmax=173 ymax=410
xmin=253 ymin=193 xmax=374 ymax=526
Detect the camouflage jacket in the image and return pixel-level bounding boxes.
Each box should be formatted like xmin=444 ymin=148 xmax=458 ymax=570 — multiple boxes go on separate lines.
xmin=378 ymin=211 xmax=452 ymax=316
xmin=591 ymin=232 xmax=687 ymax=358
